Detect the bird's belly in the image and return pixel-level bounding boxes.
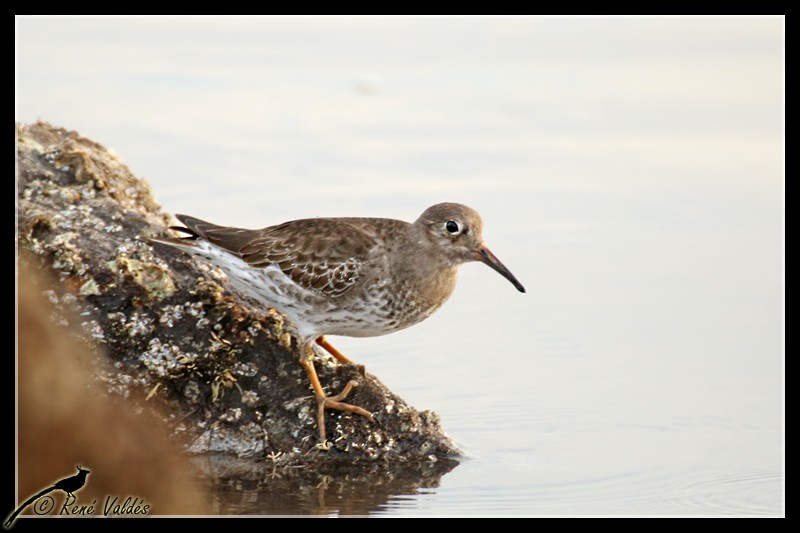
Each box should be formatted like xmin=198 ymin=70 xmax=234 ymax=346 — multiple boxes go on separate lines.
xmin=315 ymin=282 xmax=445 ymax=338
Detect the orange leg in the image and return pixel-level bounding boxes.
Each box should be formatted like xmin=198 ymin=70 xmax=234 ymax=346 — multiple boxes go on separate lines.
xmin=316 ymin=336 xmax=355 ymax=364
xmin=298 ymin=347 xmax=375 ymax=442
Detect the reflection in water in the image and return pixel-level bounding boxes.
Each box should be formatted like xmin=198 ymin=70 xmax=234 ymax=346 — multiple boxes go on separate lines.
xmin=192 ymin=454 xmax=459 ymax=515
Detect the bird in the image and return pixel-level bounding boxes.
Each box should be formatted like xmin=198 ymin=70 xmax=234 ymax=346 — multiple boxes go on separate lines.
xmin=5 ymin=465 xmax=90 ymax=526
xmin=152 ymin=203 xmax=525 ymax=442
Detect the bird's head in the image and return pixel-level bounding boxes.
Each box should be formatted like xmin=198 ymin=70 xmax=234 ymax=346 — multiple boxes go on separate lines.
xmin=415 ymin=203 xmax=525 ymax=293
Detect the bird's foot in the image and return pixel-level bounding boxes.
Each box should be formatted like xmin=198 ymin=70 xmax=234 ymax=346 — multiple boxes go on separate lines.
xmin=314 ymin=380 xmax=375 ymax=442
xmin=299 ymin=356 xmax=375 ymax=442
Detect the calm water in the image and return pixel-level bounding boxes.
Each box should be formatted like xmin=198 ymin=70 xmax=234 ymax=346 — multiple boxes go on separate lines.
xmin=16 ymin=16 xmax=784 ymax=516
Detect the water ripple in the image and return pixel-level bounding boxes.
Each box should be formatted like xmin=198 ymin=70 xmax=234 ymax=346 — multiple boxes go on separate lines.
xmin=663 ymin=469 xmax=784 ymax=516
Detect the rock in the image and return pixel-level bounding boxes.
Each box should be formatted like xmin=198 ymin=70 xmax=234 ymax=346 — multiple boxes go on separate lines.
xmin=16 ymin=121 xmax=461 ymax=466
xmin=16 ymin=262 xmax=207 ymax=516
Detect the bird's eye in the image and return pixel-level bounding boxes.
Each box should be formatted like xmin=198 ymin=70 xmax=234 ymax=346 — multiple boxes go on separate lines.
xmin=445 ymin=220 xmax=461 ymax=234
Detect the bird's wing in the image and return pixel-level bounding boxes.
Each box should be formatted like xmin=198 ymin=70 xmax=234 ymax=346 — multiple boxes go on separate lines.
xmin=177 ymin=215 xmax=378 ymax=298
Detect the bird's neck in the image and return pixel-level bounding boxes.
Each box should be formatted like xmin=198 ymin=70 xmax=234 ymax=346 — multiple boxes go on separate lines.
xmin=403 ymin=228 xmax=460 ymax=310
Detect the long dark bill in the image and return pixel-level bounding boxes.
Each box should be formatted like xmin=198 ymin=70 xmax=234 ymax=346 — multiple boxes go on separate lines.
xmin=476 ymin=244 xmax=526 ymax=293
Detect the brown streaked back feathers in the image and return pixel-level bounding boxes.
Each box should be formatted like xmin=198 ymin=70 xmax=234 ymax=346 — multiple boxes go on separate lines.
xmin=175 ymin=215 xmax=379 ymax=298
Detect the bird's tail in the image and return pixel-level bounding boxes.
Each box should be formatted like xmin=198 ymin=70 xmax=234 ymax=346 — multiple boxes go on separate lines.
xmin=150 ymin=215 xmax=259 ymax=258
xmin=148 ymin=215 xmax=205 ymax=252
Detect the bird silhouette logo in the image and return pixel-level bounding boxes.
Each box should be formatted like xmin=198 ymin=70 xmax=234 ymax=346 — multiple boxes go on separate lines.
xmin=4 ymin=465 xmax=90 ymax=528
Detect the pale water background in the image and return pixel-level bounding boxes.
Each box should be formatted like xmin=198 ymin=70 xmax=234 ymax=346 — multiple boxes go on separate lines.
xmin=16 ymin=16 xmax=784 ymax=516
